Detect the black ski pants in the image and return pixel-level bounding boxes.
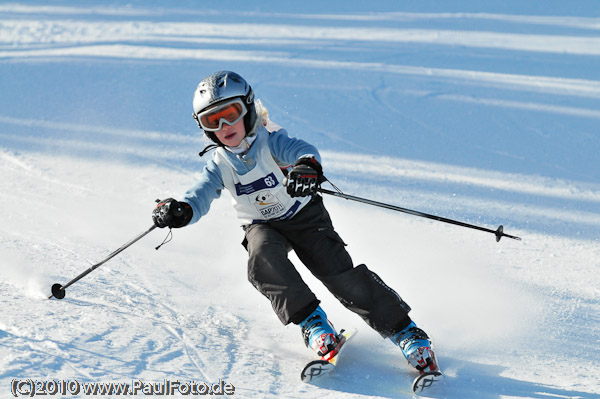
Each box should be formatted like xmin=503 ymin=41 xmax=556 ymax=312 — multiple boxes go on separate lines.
xmin=243 ymin=195 xmax=412 ymax=338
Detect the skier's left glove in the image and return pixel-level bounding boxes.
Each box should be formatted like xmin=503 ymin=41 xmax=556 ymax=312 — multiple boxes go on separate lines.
xmin=285 ymin=155 xmax=325 ymax=198
xmin=152 ymin=198 xmax=193 ymax=228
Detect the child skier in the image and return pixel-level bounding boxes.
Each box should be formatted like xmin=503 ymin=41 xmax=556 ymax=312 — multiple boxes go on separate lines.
xmin=152 ymin=70 xmax=438 ymax=375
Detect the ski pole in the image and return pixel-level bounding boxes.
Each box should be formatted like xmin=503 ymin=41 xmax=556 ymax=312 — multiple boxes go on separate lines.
xmin=48 ymin=225 xmax=157 ymax=300
xmin=317 ymin=186 xmax=521 ymax=242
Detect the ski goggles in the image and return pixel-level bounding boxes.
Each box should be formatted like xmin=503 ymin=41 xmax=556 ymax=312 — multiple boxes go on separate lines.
xmin=196 ymin=98 xmax=247 ymax=132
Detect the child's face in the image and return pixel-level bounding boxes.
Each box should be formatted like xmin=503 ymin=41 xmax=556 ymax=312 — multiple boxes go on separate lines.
xmin=214 ymin=119 xmax=246 ymax=147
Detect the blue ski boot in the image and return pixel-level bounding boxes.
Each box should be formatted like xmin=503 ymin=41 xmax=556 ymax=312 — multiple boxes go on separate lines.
xmin=390 ymin=321 xmax=438 ymax=373
xmin=299 ymin=307 xmax=341 ymax=361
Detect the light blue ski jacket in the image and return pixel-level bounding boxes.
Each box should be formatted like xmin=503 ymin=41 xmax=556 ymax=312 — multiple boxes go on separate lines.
xmin=182 ymin=123 xmax=320 ymax=225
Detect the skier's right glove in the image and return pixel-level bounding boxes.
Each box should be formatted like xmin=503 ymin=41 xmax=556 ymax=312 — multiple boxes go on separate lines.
xmin=285 ymin=155 xmax=325 ymax=198
xmin=152 ymin=198 xmax=193 ymax=228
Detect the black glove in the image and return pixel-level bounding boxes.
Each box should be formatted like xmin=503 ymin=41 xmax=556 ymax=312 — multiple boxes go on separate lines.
xmin=285 ymin=156 xmax=324 ymax=198
xmin=152 ymin=198 xmax=193 ymax=228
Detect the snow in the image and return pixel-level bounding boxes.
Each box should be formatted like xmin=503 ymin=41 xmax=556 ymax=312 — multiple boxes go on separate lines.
xmin=1 ymin=1 xmax=599 ymax=398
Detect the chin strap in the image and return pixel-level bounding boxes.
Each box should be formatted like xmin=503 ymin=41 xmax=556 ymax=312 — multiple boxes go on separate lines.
xmin=199 ymin=144 xmax=218 ymax=157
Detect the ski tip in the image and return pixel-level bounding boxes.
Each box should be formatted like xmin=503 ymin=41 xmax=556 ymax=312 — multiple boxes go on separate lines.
xmin=412 ymin=370 xmax=444 ymax=394
xmin=300 ymin=328 xmax=358 ymax=383
xmin=301 ymin=360 xmax=334 ymax=383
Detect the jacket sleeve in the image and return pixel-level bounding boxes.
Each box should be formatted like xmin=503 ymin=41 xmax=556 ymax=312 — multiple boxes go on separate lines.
xmin=181 ymin=159 xmax=224 ymax=225
xmin=268 ymin=127 xmax=321 ymax=165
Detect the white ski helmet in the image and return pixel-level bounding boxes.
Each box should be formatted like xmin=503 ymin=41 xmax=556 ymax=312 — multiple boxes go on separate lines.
xmin=192 ymin=70 xmax=257 ymax=145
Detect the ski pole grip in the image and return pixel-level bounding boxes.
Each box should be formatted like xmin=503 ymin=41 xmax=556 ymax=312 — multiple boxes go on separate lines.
xmin=155 ymin=198 xmax=183 ymax=217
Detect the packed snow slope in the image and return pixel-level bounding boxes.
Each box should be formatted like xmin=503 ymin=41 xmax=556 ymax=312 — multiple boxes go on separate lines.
xmin=1 ymin=1 xmax=599 ymax=398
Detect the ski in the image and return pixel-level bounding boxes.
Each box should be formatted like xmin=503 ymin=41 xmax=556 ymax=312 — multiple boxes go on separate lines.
xmin=300 ymin=329 xmax=356 ymax=383
xmin=412 ymin=370 xmax=444 ymax=394
xmin=406 ymin=345 xmax=444 ymax=395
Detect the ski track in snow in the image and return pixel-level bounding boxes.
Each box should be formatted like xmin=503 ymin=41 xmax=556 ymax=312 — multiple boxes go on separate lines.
xmin=1 ymin=2 xmax=599 ymax=399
